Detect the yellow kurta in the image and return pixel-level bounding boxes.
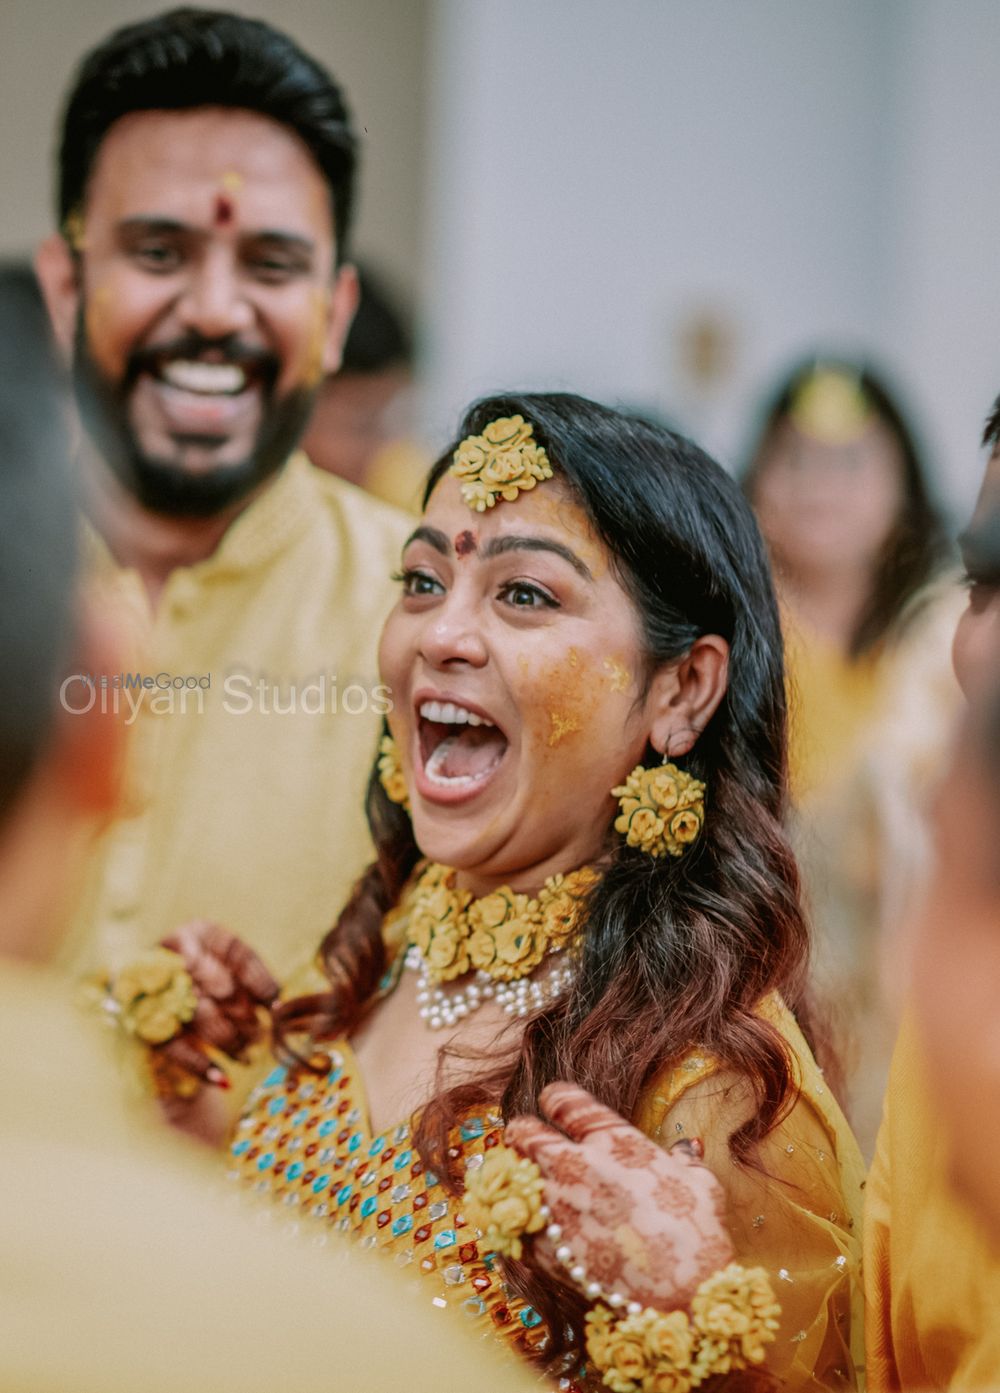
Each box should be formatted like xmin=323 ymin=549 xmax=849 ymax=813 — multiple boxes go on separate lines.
xmin=865 ymin=1012 xmax=1000 ymax=1389
xmin=56 ymin=454 xmax=410 ymax=983
xmin=231 ymin=958 xmax=864 ymax=1388
xmin=0 ymin=955 xmax=538 ymax=1393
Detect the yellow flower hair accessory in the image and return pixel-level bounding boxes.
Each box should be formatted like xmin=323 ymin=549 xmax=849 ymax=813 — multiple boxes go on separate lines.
xmin=377 ymin=733 xmax=410 ymax=810
xmin=789 ymin=365 xmax=873 ymax=446
xmin=106 ymin=947 xmax=198 ymax=1045
xmin=450 ymin=414 xmax=554 ymax=512
xmin=584 ymin=1265 xmax=780 ymax=1393
xmin=464 ymin=1144 xmax=548 ymax=1260
xmin=612 ymin=762 xmax=706 ymax=859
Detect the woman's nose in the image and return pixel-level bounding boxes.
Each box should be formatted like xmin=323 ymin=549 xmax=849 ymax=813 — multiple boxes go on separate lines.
xmin=417 ymin=594 xmax=489 ymax=669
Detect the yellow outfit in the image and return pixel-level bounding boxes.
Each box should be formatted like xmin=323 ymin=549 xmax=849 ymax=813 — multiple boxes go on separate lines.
xmin=231 ymin=924 xmax=865 ymax=1389
xmin=57 ymin=454 xmax=410 ymax=983
xmin=865 ymin=1012 xmax=1000 ymax=1389
xmin=783 ymin=612 xmax=885 ymax=806
xmin=0 ymin=955 xmax=537 ymax=1393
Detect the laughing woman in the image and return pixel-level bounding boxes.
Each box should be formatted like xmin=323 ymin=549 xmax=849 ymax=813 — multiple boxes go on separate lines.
xmin=164 ymin=395 xmax=863 ymax=1389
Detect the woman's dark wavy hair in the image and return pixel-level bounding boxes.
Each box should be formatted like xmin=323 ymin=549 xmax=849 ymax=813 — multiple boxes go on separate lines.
xmin=742 ymin=356 xmax=947 ymax=658
xmin=274 ymin=391 xmax=821 ymax=1356
xmin=57 ymin=7 xmax=357 ymax=257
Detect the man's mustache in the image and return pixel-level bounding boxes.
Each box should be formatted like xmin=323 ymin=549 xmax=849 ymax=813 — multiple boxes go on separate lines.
xmin=125 ymin=333 xmax=280 ymax=389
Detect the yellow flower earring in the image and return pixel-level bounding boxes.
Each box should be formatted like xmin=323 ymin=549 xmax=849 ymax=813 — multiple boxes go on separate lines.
xmin=377 ymin=734 xmax=410 ymax=810
xmin=612 ymin=754 xmax=706 ymax=858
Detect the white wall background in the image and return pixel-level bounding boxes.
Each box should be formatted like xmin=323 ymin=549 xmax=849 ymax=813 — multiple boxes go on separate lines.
xmin=420 ymin=0 xmax=1000 ymax=516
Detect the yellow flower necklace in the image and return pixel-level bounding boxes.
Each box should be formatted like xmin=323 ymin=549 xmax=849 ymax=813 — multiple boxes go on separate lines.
xmin=400 ymin=862 xmax=600 ymax=1030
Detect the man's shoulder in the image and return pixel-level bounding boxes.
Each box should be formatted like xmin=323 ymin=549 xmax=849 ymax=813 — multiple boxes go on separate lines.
xmin=301 ymin=457 xmax=412 ymax=552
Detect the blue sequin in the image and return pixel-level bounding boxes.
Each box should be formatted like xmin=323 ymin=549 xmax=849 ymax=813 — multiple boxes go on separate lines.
xmin=336 ymin=1184 xmax=353 ymax=1206
xmin=360 ymin=1197 xmax=378 ymax=1218
xmin=434 ymin=1229 xmax=457 ymax=1250
xmin=519 ymin=1308 xmax=543 ymax=1329
xmin=392 ymin=1214 xmax=413 ymax=1237
xmin=368 ymin=1136 xmax=386 ymax=1157
xmin=425 ymin=1169 xmax=440 ymax=1188
xmin=393 ymin=1150 xmax=412 ymax=1172
xmin=318 ymin=1119 xmax=336 ymax=1137
xmin=267 ymin=1097 xmax=285 ymax=1118
xmin=256 ymin=1152 xmax=275 ymax=1172
xmin=326 ymin=1067 xmax=342 ymax=1085
xmin=290 ymin=1109 xmax=309 ymax=1128
xmin=348 ymin=1133 xmax=363 ymax=1154
xmin=311 ymin=1175 xmax=331 ymax=1194
xmin=286 ymin=1162 xmax=304 ymax=1180
xmin=263 ymin=1066 xmax=287 ymax=1088
xmin=460 ymin=1118 xmax=484 ymax=1141
xmin=231 ymin=1139 xmax=250 ymax=1157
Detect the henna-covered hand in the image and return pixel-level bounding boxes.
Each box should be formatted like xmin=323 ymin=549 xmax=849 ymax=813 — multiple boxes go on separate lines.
xmin=504 ymin=1082 xmax=733 ymax=1313
xmin=157 ymin=920 xmax=280 ymax=1086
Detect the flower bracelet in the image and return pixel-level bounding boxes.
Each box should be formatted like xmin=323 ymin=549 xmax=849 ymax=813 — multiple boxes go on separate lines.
xmin=464 ymin=1145 xmax=781 ymax=1393
xmin=84 ymin=947 xmax=202 ymax=1099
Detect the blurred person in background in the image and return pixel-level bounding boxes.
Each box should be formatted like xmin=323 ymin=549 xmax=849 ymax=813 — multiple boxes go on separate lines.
xmin=865 ymin=417 xmax=1000 ymax=1389
xmin=303 ymin=261 xmax=429 ymax=510
xmin=0 ymin=272 xmax=538 ymax=1393
xmin=34 ymin=10 xmax=411 ymax=1007
xmin=743 ymin=357 xmax=953 ymax=1151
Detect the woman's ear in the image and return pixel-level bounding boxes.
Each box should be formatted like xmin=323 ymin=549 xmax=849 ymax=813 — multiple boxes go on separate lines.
xmin=647 ymin=635 xmax=729 ymax=758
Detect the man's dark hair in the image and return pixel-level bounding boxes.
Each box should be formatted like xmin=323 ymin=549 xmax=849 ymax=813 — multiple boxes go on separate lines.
xmin=58 ymin=7 xmax=358 ymax=257
xmin=0 ymin=264 xmax=78 ymax=824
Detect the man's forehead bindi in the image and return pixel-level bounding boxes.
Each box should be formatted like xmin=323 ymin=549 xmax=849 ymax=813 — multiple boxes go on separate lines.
xmin=214 ymin=194 xmax=235 ymax=226
xmin=454 ymin=530 xmax=478 ymax=557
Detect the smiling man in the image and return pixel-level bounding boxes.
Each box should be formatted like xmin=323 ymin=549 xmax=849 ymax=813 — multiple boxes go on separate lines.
xmin=35 ymin=10 xmax=410 ymax=992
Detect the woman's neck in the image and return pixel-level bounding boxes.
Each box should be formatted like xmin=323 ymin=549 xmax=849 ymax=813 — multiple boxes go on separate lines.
xmin=777 ymin=565 xmax=874 ymax=655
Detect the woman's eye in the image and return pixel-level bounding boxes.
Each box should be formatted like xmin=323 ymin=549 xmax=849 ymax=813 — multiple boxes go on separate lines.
xmin=499 ymin=581 xmax=558 ymax=610
xmin=393 ymin=568 xmax=443 ymax=598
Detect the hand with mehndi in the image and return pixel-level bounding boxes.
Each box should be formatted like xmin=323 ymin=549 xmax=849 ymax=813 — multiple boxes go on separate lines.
xmin=503 ymin=1083 xmax=733 ymax=1313
xmin=157 ymin=919 xmax=280 ymax=1086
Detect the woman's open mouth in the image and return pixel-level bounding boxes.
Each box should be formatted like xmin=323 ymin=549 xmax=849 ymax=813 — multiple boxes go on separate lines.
xmin=413 ymin=696 xmax=509 ymax=805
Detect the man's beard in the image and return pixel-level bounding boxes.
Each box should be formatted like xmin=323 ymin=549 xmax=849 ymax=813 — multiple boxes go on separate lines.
xmin=72 ymin=313 xmax=317 ymax=518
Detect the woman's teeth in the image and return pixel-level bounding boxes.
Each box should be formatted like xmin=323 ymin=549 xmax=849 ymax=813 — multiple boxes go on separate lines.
xmin=160 ymin=360 xmax=247 ymax=395
xmin=418 ymin=699 xmax=495 ymax=728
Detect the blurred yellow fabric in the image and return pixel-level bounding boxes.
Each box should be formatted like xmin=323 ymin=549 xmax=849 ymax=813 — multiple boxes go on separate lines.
xmin=784 ymin=613 xmax=885 ymax=806
xmin=56 ymin=455 xmax=410 ymax=984
xmin=0 ymin=955 xmax=538 ymax=1393
xmin=639 ymin=995 xmax=865 ymax=1390
xmin=864 ymin=1012 xmax=1000 ymax=1390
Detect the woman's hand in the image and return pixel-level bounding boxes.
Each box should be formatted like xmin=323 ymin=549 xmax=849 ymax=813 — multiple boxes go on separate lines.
xmin=504 ymin=1082 xmax=733 ymax=1312
xmin=157 ymin=919 xmax=280 ymax=1086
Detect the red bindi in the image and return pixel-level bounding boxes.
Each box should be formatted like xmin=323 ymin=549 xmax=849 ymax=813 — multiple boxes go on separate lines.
xmin=454 ymin=530 xmax=477 ymax=557
xmin=214 ymin=195 xmax=235 ymax=226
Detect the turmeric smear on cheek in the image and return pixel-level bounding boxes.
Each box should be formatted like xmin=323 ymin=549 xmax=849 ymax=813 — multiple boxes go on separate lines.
xmin=85 ymin=285 xmax=120 ymax=377
xmin=548 ymin=711 xmax=582 ymax=746
xmin=301 ymin=288 xmax=330 ymax=388
xmin=602 ymin=657 xmax=632 ymax=694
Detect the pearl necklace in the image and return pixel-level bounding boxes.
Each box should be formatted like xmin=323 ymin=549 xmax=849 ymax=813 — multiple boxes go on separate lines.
xmin=404 ymin=944 xmax=578 ymax=1031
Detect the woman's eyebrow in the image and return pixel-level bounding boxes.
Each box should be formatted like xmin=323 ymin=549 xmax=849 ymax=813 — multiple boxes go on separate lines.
xmin=402 ymin=525 xmax=450 ymax=555
xmin=482 ymin=534 xmax=593 ymax=580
